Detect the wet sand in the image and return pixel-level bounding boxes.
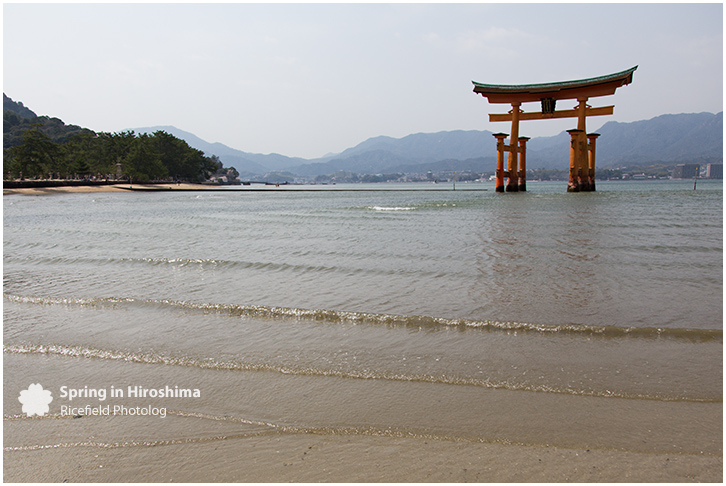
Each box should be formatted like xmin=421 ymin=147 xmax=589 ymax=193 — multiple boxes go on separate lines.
xmin=4 ymin=422 xmax=721 ymax=482
xmin=3 ymin=352 xmax=723 ymax=483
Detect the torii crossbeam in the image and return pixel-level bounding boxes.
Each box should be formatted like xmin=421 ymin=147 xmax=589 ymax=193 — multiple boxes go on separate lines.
xmin=473 ymin=66 xmax=637 ymax=192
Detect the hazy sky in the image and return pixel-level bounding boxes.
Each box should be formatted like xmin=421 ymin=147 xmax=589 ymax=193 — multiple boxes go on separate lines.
xmin=4 ymin=3 xmax=723 ymax=159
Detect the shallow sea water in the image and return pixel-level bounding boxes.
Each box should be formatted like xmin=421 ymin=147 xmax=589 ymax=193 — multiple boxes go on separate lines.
xmin=3 ymin=180 xmax=722 ymax=481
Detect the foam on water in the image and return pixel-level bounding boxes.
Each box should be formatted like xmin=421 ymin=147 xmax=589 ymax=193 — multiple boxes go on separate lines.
xmin=4 ymin=341 xmax=720 ymax=403
xmin=4 ymin=293 xmax=721 ymax=342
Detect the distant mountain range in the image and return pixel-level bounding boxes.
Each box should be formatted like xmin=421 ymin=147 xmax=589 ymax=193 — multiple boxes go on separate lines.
xmin=128 ymin=126 xmax=310 ymax=175
xmin=4 ymin=92 xmax=720 ymax=177
xmin=133 ymin=112 xmax=722 ymax=177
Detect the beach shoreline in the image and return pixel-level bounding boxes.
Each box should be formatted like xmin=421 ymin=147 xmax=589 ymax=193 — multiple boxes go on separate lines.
xmin=3 ymin=182 xmax=487 ymax=195
xmin=2 ymin=183 xmax=213 ymax=195
xmin=4 ymin=427 xmax=721 ymax=482
xmin=4 ymin=345 xmax=722 ymax=482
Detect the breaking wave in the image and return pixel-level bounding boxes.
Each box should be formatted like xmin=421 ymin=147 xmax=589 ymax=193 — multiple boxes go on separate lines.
xmin=4 ymin=293 xmax=722 ymax=342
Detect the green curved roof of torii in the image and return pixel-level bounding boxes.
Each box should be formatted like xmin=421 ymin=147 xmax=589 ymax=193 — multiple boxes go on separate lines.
xmin=472 ymin=66 xmax=637 ymax=102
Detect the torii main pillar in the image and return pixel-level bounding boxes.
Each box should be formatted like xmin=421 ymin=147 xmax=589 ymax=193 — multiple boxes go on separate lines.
xmin=473 ymin=66 xmax=637 ymax=192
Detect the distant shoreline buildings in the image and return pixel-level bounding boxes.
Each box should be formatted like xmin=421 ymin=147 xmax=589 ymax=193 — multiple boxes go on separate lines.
xmin=671 ymin=163 xmax=722 ymax=180
xmin=705 ymin=163 xmax=723 ymax=180
xmin=672 ymin=164 xmax=700 ymax=179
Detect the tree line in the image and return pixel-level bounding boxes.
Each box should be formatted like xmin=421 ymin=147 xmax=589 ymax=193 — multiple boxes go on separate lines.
xmin=4 ymin=111 xmax=222 ymax=182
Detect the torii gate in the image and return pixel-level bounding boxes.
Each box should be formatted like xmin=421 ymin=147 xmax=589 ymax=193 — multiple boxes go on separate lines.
xmin=472 ymin=66 xmax=637 ymax=192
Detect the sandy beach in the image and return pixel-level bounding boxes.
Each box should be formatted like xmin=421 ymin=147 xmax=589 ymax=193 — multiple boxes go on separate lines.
xmin=3 ymin=183 xmax=211 ymax=196
xmin=4 ymin=328 xmax=722 ymax=483
xmin=3 ymin=182 xmax=481 ymax=195
xmin=4 ymin=424 xmax=721 ymax=483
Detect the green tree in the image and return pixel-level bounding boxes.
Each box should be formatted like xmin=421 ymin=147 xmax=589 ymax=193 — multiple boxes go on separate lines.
xmin=3 ymin=121 xmax=227 ymax=182
xmin=6 ymin=126 xmax=58 ymax=178
xmin=151 ymin=130 xmax=201 ymax=181
xmin=98 ymin=131 xmax=136 ymax=179
xmin=122 ymin=134 xmax=167 ymax=182
xmin=199 ymin=154 xmax=223 ymax=181
xmin=60 ymin=132 xmax=100 ymax=178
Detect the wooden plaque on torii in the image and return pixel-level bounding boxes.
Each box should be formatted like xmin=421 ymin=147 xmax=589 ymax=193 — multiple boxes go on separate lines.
xmin=472 ymin=66 xmax=637 ymax=192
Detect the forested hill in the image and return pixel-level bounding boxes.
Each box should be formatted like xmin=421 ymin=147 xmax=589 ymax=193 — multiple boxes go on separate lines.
xmin=4 ymin=94 xmax=95 ymax=149
xmin=3 ymin=93 xmax=36 ymax=119
xmin=3 ymin=94 xmax=222 ymax=182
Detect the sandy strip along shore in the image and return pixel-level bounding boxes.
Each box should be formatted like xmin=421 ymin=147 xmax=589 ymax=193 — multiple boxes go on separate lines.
xmin=3 ymin=183 xmax=211 ymax=195
xmin=4 ymin=183 xmax=481 ymax=195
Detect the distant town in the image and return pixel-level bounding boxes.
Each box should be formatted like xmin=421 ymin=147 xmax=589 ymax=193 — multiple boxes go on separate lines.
xmin=208 ymin=162 xmax=722 ymax=186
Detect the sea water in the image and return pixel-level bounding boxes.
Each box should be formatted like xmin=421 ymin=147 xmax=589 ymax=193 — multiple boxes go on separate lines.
xmin=3 ymin=180 xmax=722 ymax=477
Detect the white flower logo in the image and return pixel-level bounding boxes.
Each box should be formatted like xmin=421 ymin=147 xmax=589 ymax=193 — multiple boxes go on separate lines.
xmin=18 ymin=383 xmax=53 ymax=417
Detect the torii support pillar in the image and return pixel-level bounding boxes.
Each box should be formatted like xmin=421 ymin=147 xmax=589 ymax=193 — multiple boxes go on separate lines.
xmin=587 ymin=133 xmax=600 ymax=192
xmin=492 ymin=133 xmax=508 ymax=193
xmin=567 ymin=129 xmax=586 ymax=192
xmin=505 ymin=102 xmax=521 ymax=192
xmin=518 ymin=137 xmax=530 ymax=192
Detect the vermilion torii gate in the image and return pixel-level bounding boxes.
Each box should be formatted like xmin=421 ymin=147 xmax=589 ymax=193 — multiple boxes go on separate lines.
xmin=472 ymin=66 xmax=637 ymax=192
